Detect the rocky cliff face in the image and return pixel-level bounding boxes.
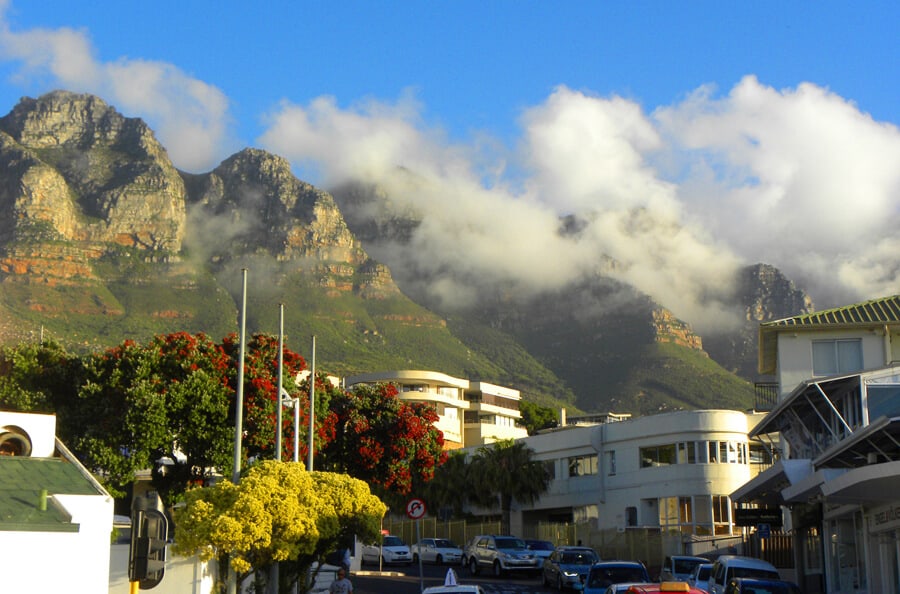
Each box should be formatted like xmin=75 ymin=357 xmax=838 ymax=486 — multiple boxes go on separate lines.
xmin=703 ymin=263 xmax=814 ymax=379
xmin=0 ymin=92 xmax=405 ymax=349
xmin=0 ymin=91 xmax=186 ymax=287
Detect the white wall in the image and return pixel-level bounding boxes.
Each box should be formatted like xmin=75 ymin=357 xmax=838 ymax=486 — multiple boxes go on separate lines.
xmin=776 ymin=330 xmax=888 ymax=396
xmin=109 ymin=545 xmax=216 ymax=594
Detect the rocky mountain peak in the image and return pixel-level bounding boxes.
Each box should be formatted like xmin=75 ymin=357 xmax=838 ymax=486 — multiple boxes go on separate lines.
xmin=740 ymin=263 xmax=814 ymax=322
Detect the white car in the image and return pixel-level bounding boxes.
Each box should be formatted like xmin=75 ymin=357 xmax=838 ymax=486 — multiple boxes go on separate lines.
xmin=411 ymin=538 xmax=464 ymax=565
xmin=361 ymin=534 xmax=413 ymax=565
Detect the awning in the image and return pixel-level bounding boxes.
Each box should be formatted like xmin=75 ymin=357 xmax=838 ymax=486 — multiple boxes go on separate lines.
xmin=821 ymin=460 xmax=900 ymax=503
xmin=781 ymin=468 xmax=846 ymax=503
xmin=731 ymin=459 xmax=813 ymax=505
xmin=815 ymin=416 xmax=900 ymax=467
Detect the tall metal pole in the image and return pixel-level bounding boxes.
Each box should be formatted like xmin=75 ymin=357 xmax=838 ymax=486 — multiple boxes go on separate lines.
xmin=307 ymin=335 xmax=316 ymax=471
xmin=232 ymin=267 xmax=247 ymax=482
xmin=276 ymin=304 xmax=284 ymax=462
xmin=271 ymin=304 xmax=285 ymax=594
xmin=228 ymin=268 xmax=248 ymax=594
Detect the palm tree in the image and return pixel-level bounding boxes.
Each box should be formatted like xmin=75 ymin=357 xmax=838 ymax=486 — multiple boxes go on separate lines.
xmin=468 ymin=439 xmax=550 ymax=534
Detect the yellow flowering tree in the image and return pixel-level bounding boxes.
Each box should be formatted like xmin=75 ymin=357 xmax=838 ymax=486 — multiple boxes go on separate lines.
xmin=174 ymin=460 xmax=386 ymax=592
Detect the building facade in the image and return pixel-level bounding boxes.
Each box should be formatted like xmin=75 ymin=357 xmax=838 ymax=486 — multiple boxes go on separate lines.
xmin=733 ymin=294 xmax=900 ymax=594
xmin=500 ymin=409 xmax=770 ymax=541
xmin=343 ymin=370 xmax=528 ymax=449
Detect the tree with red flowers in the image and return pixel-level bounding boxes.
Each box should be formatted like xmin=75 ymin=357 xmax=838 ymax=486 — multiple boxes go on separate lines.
xmin=318 ymin=382 xmax=447 ymax=506
xmin=219 ymin=332 xmax=331 ymax=465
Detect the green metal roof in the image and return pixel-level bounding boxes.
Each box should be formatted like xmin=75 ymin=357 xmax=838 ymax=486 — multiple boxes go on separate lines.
xmin=758 ymin=295 xmax=900 ymax=375
xmin=762 ymin=294 xmax=900 ymax=328
xmin=0 ymin=457 xmax=101 ymax=532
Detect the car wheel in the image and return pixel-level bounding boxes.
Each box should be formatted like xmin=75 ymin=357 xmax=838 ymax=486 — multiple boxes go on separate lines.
xmin=468 ymin=557 xmax=479 ymax=575
xmin=413 ymin=553 xmax=419 ymax=563
xmin=493 ymin=560 xmax=503 ymax=578
xmin=435 ymin=554 xmax=443 ymax=565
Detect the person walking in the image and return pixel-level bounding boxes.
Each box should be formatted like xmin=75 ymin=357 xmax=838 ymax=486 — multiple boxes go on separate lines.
xmin=329 ymin=568 xmax=353 ymax=594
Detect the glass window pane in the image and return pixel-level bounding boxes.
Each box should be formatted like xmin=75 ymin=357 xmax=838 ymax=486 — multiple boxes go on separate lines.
xmin=813 ymin=341 xmax=837 ymax=375
xmin=837 ymin=340 xmax=863 ymax=373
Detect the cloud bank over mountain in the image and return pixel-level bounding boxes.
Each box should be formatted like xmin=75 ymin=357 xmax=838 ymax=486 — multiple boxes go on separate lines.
xmin=0 ymin=7 xmax=896 ymax=330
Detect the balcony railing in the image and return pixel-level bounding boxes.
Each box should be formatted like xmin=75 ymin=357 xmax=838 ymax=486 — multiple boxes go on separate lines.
xmin=754 ymin=382 xmax=779 ymax=411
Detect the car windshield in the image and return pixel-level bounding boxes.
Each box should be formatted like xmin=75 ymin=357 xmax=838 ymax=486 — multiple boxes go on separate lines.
xmin=383 ymin=536 xmax=404 ymax=546
xmin=588 ymin=566 xmax=648 ymax=587
xmin=561 ymin=551 xmax=597 ymax=565
xmin=494 ymin=537 xmax=526 ymax=549
xmin=435 ymin=539 xmax=456 ymax=548
xmin=527 ymin=540 xmax=554 ymax=551
xmin=733 ymin=568 xmax=780 ymax=580
xmin=695 ymin=566 xmax=711 ymax=580
xmin=674 ymin=558 xmax=704 ymax=573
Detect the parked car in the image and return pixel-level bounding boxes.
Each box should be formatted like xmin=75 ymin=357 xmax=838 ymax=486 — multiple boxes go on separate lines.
xmin=411 ymin=537 xmax=464 ymax=565
xmin=525 ymin=538 xmax=556 ymax=560
xmin=464 ymin=534 xmax=540 ymax=577
xmin=360 ymin=534 xmax=413 ymax=565
xmin=542 ymin=545 xmax=600 ymax=590
xmin=583 ymin=561 xmax=652 ymax=594
xmin=708 ymin=556 xmax=779 ymax=594
xmin=688 ymin=562 xmax=713 ymax=592
xmin=723 ymin=577 xmax=801 ymax=594
xmin=658 ymin=555 xmax=710 ymax=582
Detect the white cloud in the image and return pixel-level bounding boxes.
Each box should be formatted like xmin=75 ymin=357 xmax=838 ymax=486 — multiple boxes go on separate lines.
xmin=258 ymin=77 xmax=900 ymax=325
xmin=654 ymin=75 xmax=900 ymax=305
xmin=0 ymin=12 xmax=233 ymax=171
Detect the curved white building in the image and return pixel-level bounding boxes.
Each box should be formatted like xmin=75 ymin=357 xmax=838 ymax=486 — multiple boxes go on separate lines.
xmin=513 ymin=409 xmax=769 ymax=536
xmin=343 ymin=370 xmax=527 ymax=449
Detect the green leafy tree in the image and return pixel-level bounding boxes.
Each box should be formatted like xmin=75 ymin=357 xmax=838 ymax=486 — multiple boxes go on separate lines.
xmin=468 ymin=439 xmax=550 ymax=533
xmin=319 ymin=382 xmax=447 ymax=506
xmin=519 ymin=400 xmax=559 ymax=434
xmin=173 ymin=460 xmax=386 ymax=592
xmin=0 ymin=340 xmax=81 ymax=412
xmin=57 ymin=332 xmax=235 ymax=500
xmin=420 ymin=450 xmax=470 ymax=519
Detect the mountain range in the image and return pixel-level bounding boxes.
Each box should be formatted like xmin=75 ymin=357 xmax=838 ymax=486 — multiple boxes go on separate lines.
xmin=0 ymin=91 xmax=814 ymax=416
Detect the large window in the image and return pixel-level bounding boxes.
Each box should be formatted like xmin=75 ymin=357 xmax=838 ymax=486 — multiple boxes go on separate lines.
xmin=640 ymin=444 xmax=676 ymax=467
xmin=812 ymin=339 xmax=863 ymax=376
xmin=568 ymin=455 xmax=598 ymax=477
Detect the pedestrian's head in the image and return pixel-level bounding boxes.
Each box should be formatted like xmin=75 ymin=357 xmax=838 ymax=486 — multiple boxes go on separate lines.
xmin=337 ymin=569 xmax=345 ymax=578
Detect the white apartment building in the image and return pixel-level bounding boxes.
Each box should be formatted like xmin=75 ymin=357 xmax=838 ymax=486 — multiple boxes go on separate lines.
xmin=342 ymin=370 xmax=527 ymax=449
xmin=733 ymin=294 xmax=900 ymax=594
xmin=502 ymin=409 xmax=769 ymax=539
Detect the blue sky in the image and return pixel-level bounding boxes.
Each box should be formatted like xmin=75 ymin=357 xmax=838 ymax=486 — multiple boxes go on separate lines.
xmin=0 ymin=1 xmax=897 ymax=321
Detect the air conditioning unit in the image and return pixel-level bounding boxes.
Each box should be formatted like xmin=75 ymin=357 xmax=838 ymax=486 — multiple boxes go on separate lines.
xmin=0 ymin=411 xmax=57 ymax=457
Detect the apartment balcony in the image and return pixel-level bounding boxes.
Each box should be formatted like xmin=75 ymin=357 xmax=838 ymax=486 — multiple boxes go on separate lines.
xmin=754 ymin=382 xmax=779 ymax=411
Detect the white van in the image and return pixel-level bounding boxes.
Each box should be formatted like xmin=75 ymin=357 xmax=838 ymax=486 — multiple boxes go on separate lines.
xmin=708 ymin=555 xmax=780 ymax=594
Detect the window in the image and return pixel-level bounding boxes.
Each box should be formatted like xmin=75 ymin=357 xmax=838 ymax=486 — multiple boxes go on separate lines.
xmin=640 ymin=444 xmax=676 ymax=467
xmin=866 ymin=384 xmax=900 ymax=420
xmin=543 ymin=460 xmax=556 ymax=480
xmin=812 ymin=339 xmax=863 ymax=376
xmin=712 ymin=495 xmax=732 ymax=535
xmin=568 ymin=455 xmax=598 ymax=477
xmin=607 ymin=450 xmax=616 ymax=475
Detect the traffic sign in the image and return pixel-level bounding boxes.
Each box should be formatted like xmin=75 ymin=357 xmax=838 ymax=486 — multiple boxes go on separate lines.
xmin=406 ymin=498 xmax=426 ymax=520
